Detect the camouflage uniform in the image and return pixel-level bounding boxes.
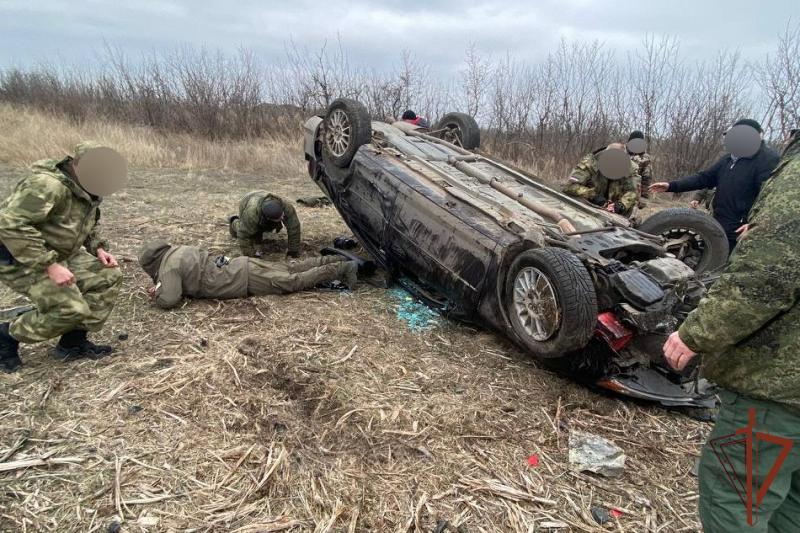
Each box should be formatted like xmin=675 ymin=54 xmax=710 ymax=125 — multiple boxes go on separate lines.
xmin=0 ymin=158 xmax=122 ymax=343
xmin=679 ymin=132 xmax=800 ymax=532
xmin=230 ymin=191 xmax=301 ymax=256
xmin=692 ymin=188 xmax=715 ymax=210
xmin=630 ymin=151 xmax=652 ymax=198
xmin=138 ymin=242 xmax=356 ymax=309
xmin=563 ymin=152 xmax=639 ymax=216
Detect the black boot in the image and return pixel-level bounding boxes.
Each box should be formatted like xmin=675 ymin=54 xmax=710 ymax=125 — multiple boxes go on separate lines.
xmin=228 ymin=215 xmax=240 ymax=238
xmin=0 ymin=322 xmax=22 ymax=373
xmin=53 ymin=329 xmax=114 ymax=361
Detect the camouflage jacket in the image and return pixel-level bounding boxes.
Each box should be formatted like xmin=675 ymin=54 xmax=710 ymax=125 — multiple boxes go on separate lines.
xmin=563 ymin=152 xmax=639 ymax=215
xmin=237 ymin=191 xmax=301 ymax=256
xmin=679 ymin=133 xmax=800 ymax=411
xmin=693 ymin=188 xmax=715 ymax=210
xmin=0 ymin=159 xmax=107 ymax=269
xmin=630 ymin=152 xmax=652 ymax=186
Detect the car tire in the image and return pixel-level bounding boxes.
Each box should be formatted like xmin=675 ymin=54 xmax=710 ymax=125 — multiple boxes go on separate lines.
xmin=505 ymin=248 xmax=597 ymax=358
xmin=321 ymin=98 xmax=371 ymax=168
xmin=433 ymin=112 xmax=480 ymax=150
xmin=638 ymin=208 xmax=729 ymax=274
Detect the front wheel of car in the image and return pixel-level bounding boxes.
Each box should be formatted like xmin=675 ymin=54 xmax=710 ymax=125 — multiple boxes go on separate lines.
xmin=505 ymin=248 xmax=597 ymax=358
xmin=322 ymin=98 xmax=372 ymax=169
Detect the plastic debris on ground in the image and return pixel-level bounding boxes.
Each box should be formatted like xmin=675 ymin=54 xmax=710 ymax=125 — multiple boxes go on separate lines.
xmin=568 ymin=430 xmax=626 ymax=478
xmin=591 ymin=505 xmax=612 ymax=524
xmin=388 ymin=287 xmax=442 ymax=332
xmin=527 ymin=454 xmax=539 ymax=467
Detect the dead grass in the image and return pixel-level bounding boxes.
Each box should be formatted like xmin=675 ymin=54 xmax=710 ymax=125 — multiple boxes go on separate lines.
xmin=0 ymin=109 xmax=709 ymax=532
xmin=0 ymin=103 xmax=303 ymax=175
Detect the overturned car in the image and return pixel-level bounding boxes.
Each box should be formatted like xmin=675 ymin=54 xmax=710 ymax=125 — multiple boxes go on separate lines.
xmin=304 ymin=99 xmax=728 ymax=407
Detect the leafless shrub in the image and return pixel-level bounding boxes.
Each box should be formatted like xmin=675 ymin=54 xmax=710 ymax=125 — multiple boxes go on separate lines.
xmin=758 ymin=21 xmax=800 ymax=139
xmin=1 ymin=28 xmax=796 ymax=178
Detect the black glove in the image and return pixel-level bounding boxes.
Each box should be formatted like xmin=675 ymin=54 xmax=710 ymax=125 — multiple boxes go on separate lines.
xmin=590 ymin=193 xmax=607 ymax=206
xmin=287 ymin=250 xmax=300 ymax=259
xmin=612 ymin=202 xmax=626 ymax=214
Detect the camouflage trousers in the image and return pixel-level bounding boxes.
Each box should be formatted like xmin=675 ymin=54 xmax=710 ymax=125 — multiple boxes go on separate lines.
xmin=0 ymin=250 xmax=122 ymax=343
xmin=248 ymin=255 xmax=351 ymax=295
xmin=230 ymin=217 xmax=281 ymax=255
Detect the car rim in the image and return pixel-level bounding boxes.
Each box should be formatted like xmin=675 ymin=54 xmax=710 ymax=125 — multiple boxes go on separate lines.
xmin=512 ymin=267 xmax=560 ymax=341
xmin=661 ymin=228 xmax=704 ymax=269
xmin=443 ymin=124 xmax=462 ymax=146
xmin=326 ymin=108 xmax=351 ymax=157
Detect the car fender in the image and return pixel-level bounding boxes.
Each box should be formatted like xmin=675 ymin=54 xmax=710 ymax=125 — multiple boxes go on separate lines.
xmin=303 ymin=115 xmax=323 ymax=160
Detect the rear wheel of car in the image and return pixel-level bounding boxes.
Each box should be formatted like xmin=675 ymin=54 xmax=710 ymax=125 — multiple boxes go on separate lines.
xmin=321 ymin=98 xmax=371 ymax=168
xmin=638 ymin=208 xmax=729 ymax=274
xmin=505 ymin=248 xmax=597 ymax=358
xmin=433 ymin=112 xmax=480 ymax=150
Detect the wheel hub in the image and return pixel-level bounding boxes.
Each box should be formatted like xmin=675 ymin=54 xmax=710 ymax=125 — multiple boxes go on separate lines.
xmin=512 ymin=267 xmax=559 ymax=341
xmin=325 ymin=108 xmax=351 ymax=157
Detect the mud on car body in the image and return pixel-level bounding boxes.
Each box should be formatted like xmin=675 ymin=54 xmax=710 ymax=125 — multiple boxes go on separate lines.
xmin=304 ymin=99 xmax=728 ymax=408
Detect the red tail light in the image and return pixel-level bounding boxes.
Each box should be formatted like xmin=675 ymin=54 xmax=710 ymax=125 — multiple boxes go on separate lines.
xmin=595 ymin=311 xmax=634 ymax=352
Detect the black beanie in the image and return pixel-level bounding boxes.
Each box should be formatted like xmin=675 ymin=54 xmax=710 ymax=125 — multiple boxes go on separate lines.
xmin=733 ymin=118 xmax=763 ymax=133
xmin=628 ymin=130 xmax=644 ymax=141
xmin=261 ymin=199 xmax=284 ymax=221
xmin=402 ymin=110 xmax=416 ymax=120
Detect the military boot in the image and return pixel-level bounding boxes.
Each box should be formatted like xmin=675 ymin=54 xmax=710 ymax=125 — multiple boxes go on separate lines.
xmin=0 ymin=322 xmax=22 ymax=373
xmin=52 ymin=329 xmax=114 ymax=361
xmin=228 ymin=215 xmax=240 ymax=238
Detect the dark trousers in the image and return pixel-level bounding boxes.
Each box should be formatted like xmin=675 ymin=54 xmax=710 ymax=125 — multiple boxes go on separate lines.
xmin=698 ymin=389 xmax=800 ymax=532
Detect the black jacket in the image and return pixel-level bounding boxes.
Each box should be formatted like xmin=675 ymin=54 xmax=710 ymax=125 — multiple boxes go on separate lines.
xmin=668 ymin=142 xmax=780 ymax=241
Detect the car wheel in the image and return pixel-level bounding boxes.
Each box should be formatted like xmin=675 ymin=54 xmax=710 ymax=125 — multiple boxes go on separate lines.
xmin=433 ymin=112 xmax=480 ymax=150
xmin=505 ymin=248 xmax=597 ymax=358
xmin=321 ymin=98 xmax=371 ymax=168
xmin=638 ymin=208 xmax=729 ymax=274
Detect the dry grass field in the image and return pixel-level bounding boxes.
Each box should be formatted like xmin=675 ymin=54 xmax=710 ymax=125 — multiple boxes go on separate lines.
xmin=0 ymin=105 xmax=709 ymax=532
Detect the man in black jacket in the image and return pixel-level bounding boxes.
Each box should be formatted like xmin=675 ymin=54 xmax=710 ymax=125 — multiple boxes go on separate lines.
xmin=650 ymin=119 xmax=779 ymax=252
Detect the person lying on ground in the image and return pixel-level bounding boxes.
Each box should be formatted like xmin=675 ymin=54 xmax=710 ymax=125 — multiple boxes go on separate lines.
xmin=138 ymin=240 xmax=358 ymax=309
xmin=228 ymin=191 xmax=301 ymax=258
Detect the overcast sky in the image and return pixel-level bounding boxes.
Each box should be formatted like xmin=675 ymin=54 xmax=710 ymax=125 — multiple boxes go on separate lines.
xmin=0 ymin=0 xmax=794 ymax=73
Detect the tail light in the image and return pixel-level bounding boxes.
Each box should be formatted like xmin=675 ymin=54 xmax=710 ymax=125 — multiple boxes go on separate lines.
xmin=595 ymin=311 xmax=634 ymax=352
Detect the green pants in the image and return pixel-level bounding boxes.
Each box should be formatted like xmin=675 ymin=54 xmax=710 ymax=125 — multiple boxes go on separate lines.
xmin=0 ymin=250 xmax=122 ymax=343
xmin=699 ymin=389 xmax=800 ymax=532
xmin=248 ymin=255 xmax=350 ymax=295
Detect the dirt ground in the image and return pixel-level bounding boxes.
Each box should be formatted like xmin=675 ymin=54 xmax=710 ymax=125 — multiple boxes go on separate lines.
xmin=0 ymin=157 xmax=710 ymax=533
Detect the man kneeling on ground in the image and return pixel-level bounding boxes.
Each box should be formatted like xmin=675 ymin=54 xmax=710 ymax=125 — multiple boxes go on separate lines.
xmin=0 ymin=142 xmax=125 ymax=373
xmin=138 ymin=240 xmax=358 ymax=309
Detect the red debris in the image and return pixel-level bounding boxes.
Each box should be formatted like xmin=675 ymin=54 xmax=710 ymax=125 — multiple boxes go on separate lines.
xmin=610 ymin=509 xmax=623 ymax=519
xmin=527 ymin=454 xmax=539 ymax=467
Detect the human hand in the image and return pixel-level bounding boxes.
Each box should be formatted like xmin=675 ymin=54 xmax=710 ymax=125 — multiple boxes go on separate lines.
xmin=147 ymin=286 xmax=157 ymax=300
xmin=663 ymin=331 xmax=697 ymax=371
xmin=47 ymin=263 xmax=76 ymax=287
xmin=605 ymin=202 xmax=616 ymax=212
xmin=690 ymin=200 xmax=700 ymax=209
xmin=96 ymin=248 xmax=118 ymax=267
xmin=736 ymin=224 xmax=750 ymax=241
xmin=649 ymin=182 xmax=670 ymax=193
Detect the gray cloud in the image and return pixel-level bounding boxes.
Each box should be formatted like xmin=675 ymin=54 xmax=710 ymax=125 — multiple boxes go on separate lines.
xmin=0 ymin=0 xmax=793 ymax=72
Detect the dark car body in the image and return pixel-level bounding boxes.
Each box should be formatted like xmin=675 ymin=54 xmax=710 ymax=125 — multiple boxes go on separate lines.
xmin=304 ymin=112 xmax=715 ymax=408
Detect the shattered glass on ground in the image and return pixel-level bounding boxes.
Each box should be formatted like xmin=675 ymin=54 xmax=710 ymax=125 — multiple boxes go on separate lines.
xmin=388 ymin=287 xmax=442 ymax=332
